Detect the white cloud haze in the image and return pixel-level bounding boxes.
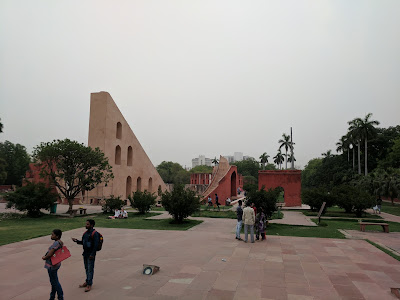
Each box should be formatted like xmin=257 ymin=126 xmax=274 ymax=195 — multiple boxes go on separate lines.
xmin=1 ymin=0 xmax=399 ymax=169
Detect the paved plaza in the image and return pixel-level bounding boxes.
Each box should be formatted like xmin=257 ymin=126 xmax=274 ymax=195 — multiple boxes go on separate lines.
xmin=1 ymin=216 xmax=400 ymax=299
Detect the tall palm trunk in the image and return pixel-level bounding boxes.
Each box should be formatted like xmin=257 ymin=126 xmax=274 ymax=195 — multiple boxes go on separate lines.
xmin=357 ymin=141 xmax=361 ymax=175
xmin=285 ymin=149 xmax=288 ymax=169
xmin=364 ymin=138 xmax=368 ymax=176
xmin=352 ymin=147 xmax=355 ymax=171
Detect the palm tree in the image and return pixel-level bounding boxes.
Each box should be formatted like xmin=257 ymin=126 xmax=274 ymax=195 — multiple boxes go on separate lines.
xmin=357 ymin=113 xmax=380 ymax=176
xmin=348 ymin=118 xmax=362 ymax=175
xmin=273 ymin=150 xmax=284 ymax=170
xmin=259 ymin=152 xmax=270 ymax=170
xmin=322 ymin=150 xmax=332 ymax=158
xmin=279 ymin=133 xmax=291 ymax=169
xmin=0 ymin=118 xmax=3 ymax=133
xmin=211 ymin=157 xmax=219 ymax=166
xmin=375 ymin=168 xmax=400 ymax=205
xmin=288 ymin=153 xmax=296 ymax=164
xmin=336 ymin=135 xmax=350 ymax=162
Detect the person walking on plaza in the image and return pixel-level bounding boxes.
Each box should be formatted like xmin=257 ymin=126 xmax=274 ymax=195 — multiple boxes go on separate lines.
xmin=215 ymin=193 xmax=220 ymax=211
xmin=42 ymin=229 xmax=64 ymax=300
xmin=256 ymin=207 xmax=267 ymax=241
xmin=242 ymin=202 xmax=255 ymax=243
xmin=72 ymin=219 xmax=100 ymax=292
xmin=235 ymin=200 xmax=243 ymax=240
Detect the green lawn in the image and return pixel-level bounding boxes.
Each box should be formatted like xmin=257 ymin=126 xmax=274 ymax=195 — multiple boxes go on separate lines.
xmin=0 ymin=212 xmax=203 ymax=246
xmin=381 ymin=201 xmax=400 ymax=217
xmin=264 ymin=218 xmax=400 ymax=239
xmin=301 ymin=206 xmax=382 ymax=219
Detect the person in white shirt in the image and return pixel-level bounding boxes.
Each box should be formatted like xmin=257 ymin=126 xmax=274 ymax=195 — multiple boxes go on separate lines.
xmin=120 ymin=208 xmax=128 ymax=219
xmin=107 ymin=209 xmax=120 ymax=219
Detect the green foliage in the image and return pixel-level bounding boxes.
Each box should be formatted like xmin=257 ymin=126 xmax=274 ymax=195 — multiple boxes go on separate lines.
xmin=265 ymin=163 xmax=277 ymax=170
xmin=33 ymin=139 xmax=113 ymax=211
xmin=373 ymin=168 xmax=400 ymax=205
xmin=378 ymin=137 xmax=400 ymax=169
xmin=190 ymin=165 xmax=213 ymax=174
xmin=301 ymin=187 xmax=335 ymax=212
xmin=161 ymin=184 xmax=200 ymax=223
xmin=331 ymin=184 xmax=375 ymax=217
xmin=157 ymin=161 xmax=190 ymax=185
xmin=5 ymin=182 xmax=58 ymax=217
xmin=0 ymin=141 xmax=31 ymax=186
xmin=245 ymin=186 xmax=279 ymax=219
xmin=234 ymin=158 xmax=260 ymax=183
xmin=102 ymin=195 xmax=124 ymax=214
xmin=0 ymin=158 xmax=7 ymax=184
xmin=129 ymin=190 xmax=157 ymax=214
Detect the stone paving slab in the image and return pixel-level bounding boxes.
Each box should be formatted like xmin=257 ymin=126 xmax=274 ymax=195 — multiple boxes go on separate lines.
xmin=1 ymin=218 xmax=400 ymax=299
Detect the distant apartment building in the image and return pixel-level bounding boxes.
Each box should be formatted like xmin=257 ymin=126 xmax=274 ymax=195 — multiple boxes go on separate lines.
xmin=223 ymin=152 xmax=254 ymax=163
xmin=192 ymin=155 xmax=212 ymax=168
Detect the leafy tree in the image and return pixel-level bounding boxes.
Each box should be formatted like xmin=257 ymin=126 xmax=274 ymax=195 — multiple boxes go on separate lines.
xmin=129 ymin=190 xmax=156 ymax=214
xmin=101 ymin=195 xmax=124 ymax=214
xmin=33 ymin=139 xmax=113 ymax=212
xmin=156 ymin=161 xmax=190 ymax=185
xmin=245 ymin=186 xmax=279 ymax=219
xmin=301 ymin=158 xmax=323 ymax=189
xmin=0 ymin=141 xmax=31 ymax=186
xmin=368 ymin=126 xmax=400 ymax=171
xmin=348 ymin=118 xmax=362 ymax=174
xmin=322 ymin=150 xmax=333 ymax=158
xmin=161 ymin=184 xmax=200 ymax=223
xmin=5 ymin=182 xmax=58 ymax=217
xmin=190 ymin=165 xmax=213 ymax=174
xmin=301 ymin=187 xmax=335 ymax=212
xmin=234 ymin=158 xmax=260 ymax=181
xmin=0 ymin=158 xmax=7 ymax=184
xmin=378 ymin=137 xmax=400 ymax=169
xmin=279 ymin=133 xmax=291 ymax=169
xmin=264 ymin=163 xmax=277 ymax=170
xmin=259 ymin=152 xmax=270 ymax=170
xmin=374 ymin=168 xmax=400 ymax=205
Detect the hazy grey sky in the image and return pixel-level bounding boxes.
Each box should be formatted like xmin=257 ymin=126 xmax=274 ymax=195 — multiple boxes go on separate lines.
xmin=1 ymin=1 xmax=399 ymax=169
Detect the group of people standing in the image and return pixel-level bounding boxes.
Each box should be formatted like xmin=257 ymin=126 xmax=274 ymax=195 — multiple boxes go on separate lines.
xmin=235 ymin=200 xmax=267 ymax=243
xmin=42 ymin=219 xmax=101 ymax=300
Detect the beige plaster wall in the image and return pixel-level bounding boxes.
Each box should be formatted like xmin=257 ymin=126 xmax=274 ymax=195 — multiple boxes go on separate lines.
xmin=87 ymin=91 xmax=167 ymax=202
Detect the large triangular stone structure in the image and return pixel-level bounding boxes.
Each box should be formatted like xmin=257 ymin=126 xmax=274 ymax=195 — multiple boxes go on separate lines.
xmin=87 ymin=92 xmax=167 ymax=202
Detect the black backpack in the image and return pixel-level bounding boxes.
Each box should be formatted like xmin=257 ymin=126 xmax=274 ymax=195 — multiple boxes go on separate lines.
xmin=85 ymin=229 xmax=103 ymax=251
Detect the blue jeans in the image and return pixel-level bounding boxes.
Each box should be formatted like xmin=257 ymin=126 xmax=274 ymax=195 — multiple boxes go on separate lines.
xmin=84 ymin=256 xmax=95 ymax=286
xmin=236 ymin=220 xmax=242 ymax=239
xmin=47 ymin=268 xmax=63 ymax=300
xmin=244 ymin=224 xmax=254 ymax=242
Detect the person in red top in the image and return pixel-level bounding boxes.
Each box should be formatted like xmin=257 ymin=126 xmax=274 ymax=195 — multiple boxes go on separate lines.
xmin=251 ymin=203 xmax=257 ymax=216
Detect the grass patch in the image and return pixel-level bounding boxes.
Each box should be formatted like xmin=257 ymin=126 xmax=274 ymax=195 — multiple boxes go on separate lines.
xmin=301 ymin=206 xmax=382 ymax=219
xmin=366 ymin=239 xmax=400 ymax=262
xmin=381 ymin=201 xmax=400 ymax=217
xmin=0 ymin=212 xmax=202 ymax=246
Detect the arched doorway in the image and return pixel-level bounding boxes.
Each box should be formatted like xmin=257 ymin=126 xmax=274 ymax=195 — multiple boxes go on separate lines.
xmin=126 ymin=176 xmax=132 ymax=198
xmin=115 ymin=145 xmax=121 ymax=165
xmin=230 ymin=171 xmax=237 ymax=197
xmin=148 ymin=177 xmax=153 ymax=192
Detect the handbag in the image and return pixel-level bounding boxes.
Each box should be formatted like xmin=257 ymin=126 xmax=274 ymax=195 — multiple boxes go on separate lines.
xmin=51 ymin=246 xmax=71 ymax=265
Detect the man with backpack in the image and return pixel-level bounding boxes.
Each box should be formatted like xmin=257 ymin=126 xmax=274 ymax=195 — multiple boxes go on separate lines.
xmin=71 ymin=219 xmax=102 ymax=292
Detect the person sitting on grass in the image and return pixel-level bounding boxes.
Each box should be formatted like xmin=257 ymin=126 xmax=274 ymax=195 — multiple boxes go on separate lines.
xmin=107 ymin=208 xmax=121 ymax=219
xmin=120 ymin=208 xmax=128 ymax=219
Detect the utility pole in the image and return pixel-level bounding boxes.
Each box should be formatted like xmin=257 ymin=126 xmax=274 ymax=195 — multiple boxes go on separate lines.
xmin=290 ymin=127 xmax=294 ymax=169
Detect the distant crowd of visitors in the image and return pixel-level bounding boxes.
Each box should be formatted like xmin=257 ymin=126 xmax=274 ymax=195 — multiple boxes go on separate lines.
xmin=235 ymin=200 xmax=266 ymax=243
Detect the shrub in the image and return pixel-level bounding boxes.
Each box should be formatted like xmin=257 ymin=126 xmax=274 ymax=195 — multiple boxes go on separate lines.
xmin=161 ymin=184 xmax=200 ymax=223
xmin=102 ymin=195 xmax=124 ymax=214
xmin=332 ymin=184 xmax=376 ymax=217
xmin=245 ymin=186 xmax=279 ymax=219
xmin=128 ymin=190 xmax=156 ymax=214
xmin=5 ymin=182 xmax=58 ymax=217
xmin=301 ymin=187 xmax=335 ymax=212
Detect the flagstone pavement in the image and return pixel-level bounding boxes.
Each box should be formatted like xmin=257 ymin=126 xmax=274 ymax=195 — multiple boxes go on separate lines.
xmin=1 ymin=216 xmax=400 ymax=300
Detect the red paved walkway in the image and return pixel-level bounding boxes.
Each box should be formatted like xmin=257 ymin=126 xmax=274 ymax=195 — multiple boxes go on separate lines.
xmin=1 ymin=217 xmax=399 ymax=299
